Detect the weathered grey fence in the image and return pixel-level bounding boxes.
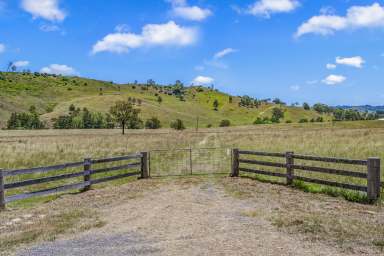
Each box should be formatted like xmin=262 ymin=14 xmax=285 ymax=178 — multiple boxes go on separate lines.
xmin=0 ymin=152 xmax=149 ymax=209
xmin=231 ymin=149 xmax=381 ymax=202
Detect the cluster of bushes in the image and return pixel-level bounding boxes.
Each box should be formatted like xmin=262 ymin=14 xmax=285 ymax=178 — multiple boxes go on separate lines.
xmin=254 ymin=117 xmax=278 ymax=125
xmin=53 ymin=105 xmax=115 ymax=129
xmin=145 ymin=117 xmax=161 ymax=129
xmin=333 ymin=108 xmax=378 ymax=121
xmin=298 ymin=117 xmax=324 ymax=123
xmin=238 ymin=95 xmax=261 ymax=108
xmin=7 ymin=106 xmax=45 ymax=130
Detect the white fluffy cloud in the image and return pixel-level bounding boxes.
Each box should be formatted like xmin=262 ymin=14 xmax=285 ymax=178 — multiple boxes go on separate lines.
xmin=13 ymin=61 xmax=30 ymax=68
xmin=326 ymin=63 xmax=336 ymax=69
xmin=290 ymin=85 xmax=300 ymax=91
xmin=21 ymin=0 xmax=66 ymax=22
xmin=246 ymin=0 xmax=300 ymax=17
xmin=214 ymin=48 xmax=237 ymax=59
xmin=322 ymin=74 xmax=346 ymax=85
xmin=0 ymin=43 xmax=5 ymax=53
xmin=92 ymin=21 xmax=198 ymax=54
xmin=40 ymin=64 xmax=76 ymax=75
xmin=168 ymin=0 xmax=212 ymax=21
xmin=296 ymin=3 xmax=384 ymax=37
xmin=192 ymin=76 xmax=214 ymax=85
xmin=336 ymin=56 xmax=365 ymax=68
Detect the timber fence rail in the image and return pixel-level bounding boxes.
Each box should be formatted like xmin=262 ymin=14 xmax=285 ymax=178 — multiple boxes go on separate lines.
xmin=231 ymin=149 xmax=381 ymax=203
xmin=0 ymin=152 xmax=149 ymax=210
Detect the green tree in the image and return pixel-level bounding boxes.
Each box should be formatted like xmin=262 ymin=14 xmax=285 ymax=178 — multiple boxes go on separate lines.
xmin=110 ymin=101 xmax=142 ymax=134
xmin=145 ymin=117 xmax=161 ymax=129
xmin=271 ymin=107 xmax=284 ymax=122
xmin=303 ymin=102 xmax=310 ymax=110
xmin=170 ymin=119 xmax=185 ymax=130
xmin=213 ymin=99 xmax=219 ymax=111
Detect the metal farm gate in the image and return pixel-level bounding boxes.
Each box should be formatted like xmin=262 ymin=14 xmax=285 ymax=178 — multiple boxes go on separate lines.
xmin=148 ymin=148 xmax=232 ymax=177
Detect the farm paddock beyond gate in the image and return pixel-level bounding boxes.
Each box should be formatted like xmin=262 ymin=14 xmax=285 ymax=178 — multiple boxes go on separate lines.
xmin=1 ymin=124 xmax=384 ymax=255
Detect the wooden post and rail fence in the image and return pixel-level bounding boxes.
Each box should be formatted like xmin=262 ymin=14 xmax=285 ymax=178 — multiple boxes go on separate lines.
xmin=0 ymin=148 xmax=382 ymax=210
xmin=0 ymin=152 xmax=149 ymax=210
xmin=231 ymin=149 xmax=381 ymax=202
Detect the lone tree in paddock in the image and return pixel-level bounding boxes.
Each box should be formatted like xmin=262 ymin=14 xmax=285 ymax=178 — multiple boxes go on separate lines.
xmin=110 ymin=101 xmax=141 ymax=135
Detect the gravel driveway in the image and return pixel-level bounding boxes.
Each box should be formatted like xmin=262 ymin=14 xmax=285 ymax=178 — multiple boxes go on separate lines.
xmin=16 ymin=177 xmax=354 ymax=256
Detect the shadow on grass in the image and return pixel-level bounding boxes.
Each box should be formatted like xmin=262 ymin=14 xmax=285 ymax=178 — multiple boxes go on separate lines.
xmin=239 ymin=174 xmax=373 ymax=204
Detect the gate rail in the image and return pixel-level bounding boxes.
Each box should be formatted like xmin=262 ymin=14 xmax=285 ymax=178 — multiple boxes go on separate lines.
xmin=0 ymin=152 xmax=149 ymax=209
xmin=231 ymin=149 xmax=381 ymax=202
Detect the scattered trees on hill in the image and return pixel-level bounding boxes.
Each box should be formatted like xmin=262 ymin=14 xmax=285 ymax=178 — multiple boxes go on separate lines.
xmin=239 ymin=95 xmax=261 ymax=108
xmin=333 ymin=108 xmax=378 ymax=121
xmin=7 ymin=107 xmax=45 ymax=130
xmin=313 ymin=103 xmax=333 ymax=114
xmin=170 ymin=119 xmax=185 ymax=130
xmin=145 ymin=117 xmax=161 ymax=129
xmin=110 ymin=101 xmax=143 ymax=134
xmin=272 ymin=98 xmax=286 ymax=105
xmin=303 ymin=102 xmax=310 ymax=110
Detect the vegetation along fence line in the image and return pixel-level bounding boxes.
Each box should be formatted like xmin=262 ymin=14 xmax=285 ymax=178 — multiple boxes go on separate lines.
xmin=0 ymin=152 xmax=149 ymax=210
xmin=231 ymin=149 xmax=381 ymax=203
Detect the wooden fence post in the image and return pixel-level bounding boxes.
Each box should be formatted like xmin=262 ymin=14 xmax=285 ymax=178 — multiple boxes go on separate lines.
xmin=83 ymin=158 xmax=91 ymax=191
xmin=286 ymin=152 xmax=294 ymax=185
xmin=367 ymin=157 xmax=381 ymax=202
xmin=0 ymin=169 xmax=5 ymax=210
xmin=189 ymin=148 xmax=193 ymax=175
xmin=141 ymin=152 xmax=149 ymax=179
xmin=230 ymin=149 xmax=239 ymax=177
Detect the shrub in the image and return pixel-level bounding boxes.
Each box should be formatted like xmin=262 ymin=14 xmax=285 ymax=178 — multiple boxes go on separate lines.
xmin=170 ymin=119 xmax=185 ymax=130
xmin=7 ymin=111 xmax=45 ymax=130
xmin=145 ymin=117 xmax=161 ymax=129
xmin=254 ymin=117 xmax=264 ymax=124
xmin=219 ymin=119 xmax=231 ymax=127
xmin=299 ymin=118 xmax=309 ymax=123
xmin=206 ymin=124 xmax=212 ymax=128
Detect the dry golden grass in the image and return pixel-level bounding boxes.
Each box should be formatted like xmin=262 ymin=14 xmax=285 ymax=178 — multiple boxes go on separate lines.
xmin=0 ymin=120 xmax=383 ymax=206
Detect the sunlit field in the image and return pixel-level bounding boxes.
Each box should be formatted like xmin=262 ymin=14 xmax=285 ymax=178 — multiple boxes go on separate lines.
xmin=1 ymin=121 xmax=384 ymax=171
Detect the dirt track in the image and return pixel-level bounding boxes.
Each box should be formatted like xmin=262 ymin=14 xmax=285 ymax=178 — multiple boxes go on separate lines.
xmin=15 ymin=176 xmax=383 ymax=256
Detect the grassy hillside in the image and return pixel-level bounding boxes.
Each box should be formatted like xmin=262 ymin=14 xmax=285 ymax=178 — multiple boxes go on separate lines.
xmin=0 ymin=72 xmax=328 ymax=128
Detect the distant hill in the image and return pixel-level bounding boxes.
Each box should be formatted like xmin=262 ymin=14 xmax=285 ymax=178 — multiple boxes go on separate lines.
xmin=0 ymin=72 xmax=329 ymax=128
xmin=336 ymin=105 xmax=384 ymax=113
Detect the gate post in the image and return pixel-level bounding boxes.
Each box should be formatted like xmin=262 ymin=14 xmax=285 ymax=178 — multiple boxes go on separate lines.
xmin=141 ymin=152 xmax=149 ymax=179
xmin=286 ymin=152 xmax=294 ymax=185
xmin=367 ymin=157 xmax=381 ymax=202
xmin=0 ymin=169 xmax=5 ymax=210
xmin=189 ymin=148 xmax=193 ymax=175
xmin=230 ymin=149 xmax=239 ymax=177
xmin=83 ymin=158 xmax=92 ymax=191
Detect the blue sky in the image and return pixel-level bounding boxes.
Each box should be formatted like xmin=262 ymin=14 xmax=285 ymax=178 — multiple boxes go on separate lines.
xmin=1 ymin=0 xmax=384 ymax=105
